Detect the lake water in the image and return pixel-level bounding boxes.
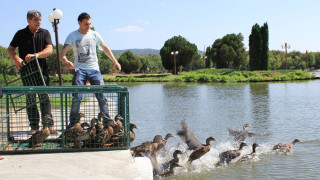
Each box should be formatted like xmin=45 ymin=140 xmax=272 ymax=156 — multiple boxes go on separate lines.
xmin=115 ymin=80 xmax=320 ymax=180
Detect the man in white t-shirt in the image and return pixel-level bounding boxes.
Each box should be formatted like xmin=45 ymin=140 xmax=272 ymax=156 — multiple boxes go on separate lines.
xmin=60 ymin=12 xmax=121 ymax=127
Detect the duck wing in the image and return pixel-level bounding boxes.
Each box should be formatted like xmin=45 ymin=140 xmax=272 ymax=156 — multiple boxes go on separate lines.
xmin=149 ymin=152 xmax=162 ymax=175
xmin=177 ymin=121 xmax=202 ymax=150
xmin=228 ymin=128 xmax=242 ymax=137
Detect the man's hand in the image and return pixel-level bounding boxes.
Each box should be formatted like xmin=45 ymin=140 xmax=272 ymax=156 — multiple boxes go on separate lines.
xmin=14 ymin=58 xmax=25 ymax=69
xmin=63 ymin=60 xmax=74 ymax=70
xmin=114 ymin=61 xmax=121 ymax=72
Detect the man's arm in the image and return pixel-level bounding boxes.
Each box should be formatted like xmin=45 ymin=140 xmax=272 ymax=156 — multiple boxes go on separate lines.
xmin=7 ymin=45 xmax=24 ymax=69
xmin=25 ymin=44 xmax=53 ymax=63
xmin=100 ymin=42 xmax=121 ymax=72
xmin=59 ymin=44 xmax=74 ymax=70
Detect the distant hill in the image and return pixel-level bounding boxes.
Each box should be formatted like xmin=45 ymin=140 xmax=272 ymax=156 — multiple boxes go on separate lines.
xmin=112 ymin=49 xmax=160 ymax=55
xmin=112 ymin=48 xmax=204 ymax=55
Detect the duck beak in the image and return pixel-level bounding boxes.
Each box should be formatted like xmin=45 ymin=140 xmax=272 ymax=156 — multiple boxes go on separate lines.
xmin=136 ymin=126 xmax=140 ymax=130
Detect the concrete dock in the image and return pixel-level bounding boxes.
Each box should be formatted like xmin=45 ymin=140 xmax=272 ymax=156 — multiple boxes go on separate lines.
xmin=0 ymin=150 xmax=151 ymax=180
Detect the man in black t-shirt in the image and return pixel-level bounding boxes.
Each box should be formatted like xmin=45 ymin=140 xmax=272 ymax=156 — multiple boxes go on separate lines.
xmin=7 ymin=10 xmax=57 ymax=135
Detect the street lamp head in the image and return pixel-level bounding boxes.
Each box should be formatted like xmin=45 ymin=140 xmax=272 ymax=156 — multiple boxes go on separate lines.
xmin=176 ymin=51 xmax=179 ymax=55
xmin=171 ymin=52 xmax=174 ymax=55
xmin=48 ymin=13 xmax=54 ymax=23
xmin=52 ymin=9 xmax=63 ymax=20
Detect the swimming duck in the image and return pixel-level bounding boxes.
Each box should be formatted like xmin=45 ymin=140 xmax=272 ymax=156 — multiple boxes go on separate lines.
xmin=228 ymin=123 xmax=264 ymax=142
xmin=237 ymin=143 xmax=259 ymax=162
xmin=216 ymin=142 xmax=248 ymax=166
xmin=130 ymin=123 xmax=139 ymax=142
xmin=144 ymin=149 xmax=183 ymax=176
xmin=28 ymin=114 xmax=51 ymax=148
xmin=272 ymin=139 xmax=302 ymax=152
xmin=160 ymin=150 xmax=184 ymax=171
xmin=177 ymin=121 xmax=217 ymax=164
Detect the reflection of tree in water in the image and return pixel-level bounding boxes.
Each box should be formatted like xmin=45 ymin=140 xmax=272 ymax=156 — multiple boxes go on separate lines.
xmin=249 ymin=82 xmax=270 ymax=134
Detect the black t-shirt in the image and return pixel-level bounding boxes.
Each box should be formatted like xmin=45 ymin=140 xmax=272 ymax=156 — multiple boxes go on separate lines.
xmin=10 ymin=26 xmax=52 ymax=73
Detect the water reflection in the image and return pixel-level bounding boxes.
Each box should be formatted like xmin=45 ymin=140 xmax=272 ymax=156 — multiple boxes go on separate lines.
xmin=249 ymin=83 xmax=271 ymax=139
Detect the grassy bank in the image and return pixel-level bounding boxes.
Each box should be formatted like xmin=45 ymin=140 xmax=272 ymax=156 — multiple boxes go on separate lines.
xmin=1 ymin=69 xmax=316 ymax=85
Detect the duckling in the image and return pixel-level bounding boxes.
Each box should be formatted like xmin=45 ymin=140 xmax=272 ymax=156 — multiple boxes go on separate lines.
xmin=272 ymin=139 xmax=302 ymax=152
xmin=177 ymin=121 xmax=217 ymax=164
xmin=28 ymin=114 xmax=51 ymax=148
xmin=228 ymin=123 xmax=265 ymax=142
xmin=216 ymin=142 xmax=248 ymax=166
xmin=237 ymin=143 xmax=259 ymax=162
xmin=130 ymin=123 xmax=139 ymax=142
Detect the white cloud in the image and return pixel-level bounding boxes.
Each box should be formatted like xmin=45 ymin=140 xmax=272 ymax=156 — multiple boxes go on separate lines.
xmin=136 ymin=20 xmax=150 ymax=24
xmin=115 ymin=25 xmax=143 ymax=32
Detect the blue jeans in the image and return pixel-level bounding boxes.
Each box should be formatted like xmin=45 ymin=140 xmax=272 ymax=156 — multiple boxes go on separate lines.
xmin=69 ymin=69 xmax=110 ymax=127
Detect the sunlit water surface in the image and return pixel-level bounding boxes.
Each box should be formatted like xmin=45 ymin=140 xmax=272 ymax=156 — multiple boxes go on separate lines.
xmin=115 ymin=80 xmax=320 ymax=179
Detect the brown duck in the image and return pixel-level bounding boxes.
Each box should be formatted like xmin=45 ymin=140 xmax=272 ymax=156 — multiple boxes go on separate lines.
xmin=237 ymin=143 xmax=259 ymax=162
xmin=130 ymin=123 xmax=139 ymax=142
xmin=228 ymin=123 xmax=264 ymax=142
xmin=28 ymin=114 xmax=51 ymax=148
xmin=216 ymin=142 xmax=248 ymax=166
xmin=177 ymin=121 xmax=217 ymax=164
xmin=65 ymin=113 xmax=88 ymax=148
xmin=130 ymin=133 xmax=174 ymax=157
xmin=272 ymin=139 xmax=302 ymax=152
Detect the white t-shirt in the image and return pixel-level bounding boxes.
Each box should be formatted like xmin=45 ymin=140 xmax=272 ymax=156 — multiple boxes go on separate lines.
xmin=64 ymin=29 xmax=104 ymax=71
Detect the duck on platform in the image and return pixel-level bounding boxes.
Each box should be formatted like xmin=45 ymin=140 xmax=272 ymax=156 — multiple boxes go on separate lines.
xmin=130 ymin=123 xmax=139 ymax=142
xmin=216 ymin=142 xmax=248 ymax=166
xmin=228 ymin=123 xmax=266 ymax=142
xmin=177 ymin=121 xmax=217 ymax=164
xmin=272 ymin=139 xmax=302 ymax=152
xmin=237 ymin=143 xmax=259 ymax=162
xmin=28 ymin=114 xmax=51 ymax=148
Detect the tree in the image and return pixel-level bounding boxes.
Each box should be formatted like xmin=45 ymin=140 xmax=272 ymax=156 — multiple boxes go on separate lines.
xmin=118 ymin=50 xmax=141 ymax=73
xmin=207 ymin=33 xmax=245 ymax=69
xmin=260 ymin=23 xmax=269 ymax=70
xmin=249 ymin=24 xmax=262 ymax=70
xmin=160 ymin=35 xmax=198 ymax=74
xmin=249 ymin=22 xmax=269 ymax=70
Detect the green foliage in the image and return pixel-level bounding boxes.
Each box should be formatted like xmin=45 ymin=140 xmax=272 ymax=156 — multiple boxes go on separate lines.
xmin=160 ymin=35 xmax=198 ymax=74
xmin=118 ymin=51 xmax=142 ymax=74
xmin=249 ymin=22 xmax=269 ymax=70
xmin=207 ymin=33 xmax=245 ymax=69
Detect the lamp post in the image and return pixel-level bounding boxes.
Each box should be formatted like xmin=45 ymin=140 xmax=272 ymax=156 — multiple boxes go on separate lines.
xmin=171 ymin=51 xmax=179 ymax=75
xmin=48 ymin=8 xmax=63 ymax=85
xmin=281 ymin=43 xmax=290 ymax=69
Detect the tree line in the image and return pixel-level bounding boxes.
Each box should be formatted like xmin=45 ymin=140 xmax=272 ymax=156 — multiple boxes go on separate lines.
xmin=1 ymin=21 xmax=320 ymax=76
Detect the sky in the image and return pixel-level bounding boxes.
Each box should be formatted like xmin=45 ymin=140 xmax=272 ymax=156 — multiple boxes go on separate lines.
xmin=1 ymin=0 xmax=320 ymax=52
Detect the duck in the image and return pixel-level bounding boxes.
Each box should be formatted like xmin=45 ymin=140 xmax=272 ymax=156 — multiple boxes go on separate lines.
xmin=113 ymin=115 xmax=123 ymax=133
xmin=216 ymin=142 xmax=248 ymax=166
xmin=130 ymin=123 xmax=139 ymax=142
xmin=177 ymin=121 xmax=217 ymax=164
xmin=65 ymin=113 xmax=89 ymax=148
xmin=160 ymin=150 xmax=184 ymax=171
xmin=272 ymin=139 xmax=302 ymax=152
xmin=237 ymin=143 xmax=259 ymax=162
xmin=228 ymin=123 xmax=264 ymax=142
xmin=28 ymin=114 xmax=51 ymax=148
xmin=130 ymin=133 xmax=174 ymax=157
xmin=145 ymin=149 xmax=183 ymax=176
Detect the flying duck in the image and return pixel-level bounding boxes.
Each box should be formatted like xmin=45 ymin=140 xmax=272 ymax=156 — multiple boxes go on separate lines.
xmin=177 ymin=121 xmax=217 ymax=164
